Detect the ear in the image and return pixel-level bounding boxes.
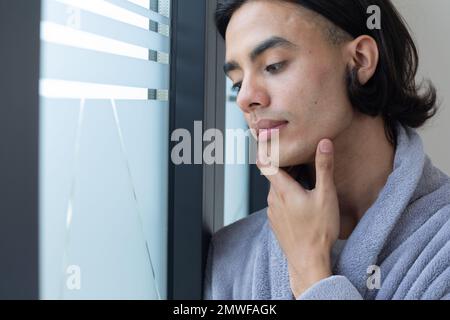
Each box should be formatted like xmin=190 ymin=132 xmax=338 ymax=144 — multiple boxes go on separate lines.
xmin=345 ymin=35 xmax=379 ymax=85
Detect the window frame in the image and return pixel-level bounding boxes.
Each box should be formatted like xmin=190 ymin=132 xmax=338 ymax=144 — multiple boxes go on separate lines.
xmin=0 ymin=0 xmax=41 ymax=299
xmin=167 ymin=0 xmax=226 ymax=300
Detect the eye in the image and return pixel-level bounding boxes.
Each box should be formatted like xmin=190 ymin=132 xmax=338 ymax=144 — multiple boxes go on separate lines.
xmin=231 ymin=82 xmax=242 ymax=93
xmin=265 ymin=61 xmax=286 ymax=74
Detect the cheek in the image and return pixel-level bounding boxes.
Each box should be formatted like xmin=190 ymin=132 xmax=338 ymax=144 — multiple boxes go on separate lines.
xmin=280 ymin=60 xmax=332 ymax=104
xmin=268 ymin=57 xmax=351 ymax=125
xmin=274 ymin=63 xmax=333 ymax=123
xmin=307 ymin=62 xmax=338 ymax=98
xmin=282 ymin=63 xmax=352 ymax=136
xmin=266 ymin=64 xmax=315 ymax=113
xmin=303 ymin=62 xmax=350 ymax=114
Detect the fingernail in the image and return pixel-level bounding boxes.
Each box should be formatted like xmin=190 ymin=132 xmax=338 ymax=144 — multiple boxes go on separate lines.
xmin=319 ymin=140 xmax=333 ymax=154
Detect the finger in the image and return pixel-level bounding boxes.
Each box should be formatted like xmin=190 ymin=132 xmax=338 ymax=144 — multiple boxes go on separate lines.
xmin=315 ymin=139 xmax=336 ymax=192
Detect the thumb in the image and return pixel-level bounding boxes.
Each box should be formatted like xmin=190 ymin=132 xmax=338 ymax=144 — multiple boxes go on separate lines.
xmin=315 ymin=139 xmax=335 ymax=192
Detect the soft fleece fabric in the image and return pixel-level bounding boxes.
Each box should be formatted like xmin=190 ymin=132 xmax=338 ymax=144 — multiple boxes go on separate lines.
xmin=204 ymin=123 xmax=450 ymax=300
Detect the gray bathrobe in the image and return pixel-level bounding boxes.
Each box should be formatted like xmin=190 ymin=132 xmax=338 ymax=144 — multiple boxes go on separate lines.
xmin=204 ymin=123 xmax=450 ymax=300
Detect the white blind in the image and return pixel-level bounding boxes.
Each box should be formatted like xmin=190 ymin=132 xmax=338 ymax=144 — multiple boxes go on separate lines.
xmin=39 ymin=0 xmax=170 ymax=299
xmin=40 ymin=0 xmax=170 ymax=99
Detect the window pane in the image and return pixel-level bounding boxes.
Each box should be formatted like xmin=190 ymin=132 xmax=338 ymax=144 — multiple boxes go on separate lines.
xmin=39 ymin=0 xmax=170 ymax=299
xmin=223 ymin=78 xmax=250 ymax=226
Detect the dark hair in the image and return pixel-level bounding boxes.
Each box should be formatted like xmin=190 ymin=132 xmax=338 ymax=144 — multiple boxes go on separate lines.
xmin=215 ymin=0 xmax=438 ymax=146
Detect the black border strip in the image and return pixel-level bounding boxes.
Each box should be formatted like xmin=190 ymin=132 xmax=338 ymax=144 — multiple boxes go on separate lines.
xmin=0 ymin=0 xmax=41 ymax=299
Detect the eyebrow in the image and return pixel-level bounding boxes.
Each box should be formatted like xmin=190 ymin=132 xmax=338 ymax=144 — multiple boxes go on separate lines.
xmin=223 ymin=36 xmax=297 ymax=76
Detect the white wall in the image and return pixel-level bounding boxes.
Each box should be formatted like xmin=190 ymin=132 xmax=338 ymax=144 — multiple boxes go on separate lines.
xmin=392 ymin=0 xmax=450 ymax=175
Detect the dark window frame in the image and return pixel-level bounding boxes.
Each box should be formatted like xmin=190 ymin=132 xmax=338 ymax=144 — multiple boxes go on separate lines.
xmin=167 ymin=0 xmax=226 ymax=300
xmin=0 ymin=0 xmax=41 ymax=299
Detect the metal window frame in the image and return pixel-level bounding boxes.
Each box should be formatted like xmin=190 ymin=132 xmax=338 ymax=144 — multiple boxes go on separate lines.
xmin=204 ymin=0 xmax=226 ymax=239
xmin=0 ymin=0 xmax=41 ymax=299
xmin=167 ymin=0 xmax=225 ymax=300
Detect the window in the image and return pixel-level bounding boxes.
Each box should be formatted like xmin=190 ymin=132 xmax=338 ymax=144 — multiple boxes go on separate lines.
xmin=223 ymin=78 xmax=250 ymax=226
xmin=39 ymin=0 xmax=170 ymax=299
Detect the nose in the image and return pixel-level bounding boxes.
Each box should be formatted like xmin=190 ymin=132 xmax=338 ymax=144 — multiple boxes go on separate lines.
xmin=236 ymin=76 xmax=270 ymax=114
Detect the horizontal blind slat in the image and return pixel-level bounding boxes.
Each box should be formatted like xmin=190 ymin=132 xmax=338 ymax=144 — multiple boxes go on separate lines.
xmin=41 ymin=42 xmax=170 ymax=89
xmin=41 ymin=97 xmax=169 ymax=109
xmin=104 ymin=0 xmax=170 ymax=25
xmin=43 ymin=0 xmax=169 ymax=53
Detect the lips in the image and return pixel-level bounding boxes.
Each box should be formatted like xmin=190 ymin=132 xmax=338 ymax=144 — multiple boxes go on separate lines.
xmin=254 ymin=119 xmax=288 ymax=141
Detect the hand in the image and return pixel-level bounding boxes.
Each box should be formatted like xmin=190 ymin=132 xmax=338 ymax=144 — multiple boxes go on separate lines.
xmin=257 ymin=139 xmax=340 ymax=298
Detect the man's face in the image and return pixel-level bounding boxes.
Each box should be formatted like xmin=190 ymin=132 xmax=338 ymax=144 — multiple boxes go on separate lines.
xmin=225 ymin=0 xmax=355 ymax=167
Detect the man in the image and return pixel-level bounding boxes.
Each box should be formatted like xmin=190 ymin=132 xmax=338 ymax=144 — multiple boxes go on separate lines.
xmin=204 ymin=0 xmax=450 ymax=300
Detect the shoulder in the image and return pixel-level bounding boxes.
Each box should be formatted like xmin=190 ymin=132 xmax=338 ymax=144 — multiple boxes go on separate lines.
xmin=408 ymin=156 xmax=450 ymax=219
xmin=208 ymin=207 xmax=269 ymax=275
xmin=211 ymin=207 xmax=268 ymax=254
xmin=204 ymin=208 xmax=270 ymax=299
xmin=392 ymin=161 xmax=450 ymax=246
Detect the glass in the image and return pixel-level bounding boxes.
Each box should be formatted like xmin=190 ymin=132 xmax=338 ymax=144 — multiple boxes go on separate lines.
xmin=223 ymin=78 xmax=250 ymax=227
xmin=39 ymin=0 xmax=170 ymax=299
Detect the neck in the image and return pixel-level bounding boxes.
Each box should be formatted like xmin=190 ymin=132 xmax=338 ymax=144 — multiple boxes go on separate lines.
xmin=305 ymin=115 xmax=395 ymax=239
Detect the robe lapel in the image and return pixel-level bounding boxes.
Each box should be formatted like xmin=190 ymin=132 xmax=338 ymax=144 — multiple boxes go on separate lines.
xmin=334 ymin=124 xmax=426 ymax=297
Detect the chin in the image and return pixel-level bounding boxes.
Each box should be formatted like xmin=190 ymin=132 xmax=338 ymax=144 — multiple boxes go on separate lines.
xmin=258 ymin=140 xmax=313 ymax=167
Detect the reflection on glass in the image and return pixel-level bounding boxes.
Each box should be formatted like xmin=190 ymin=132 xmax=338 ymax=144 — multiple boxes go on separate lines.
xmin=224 ymin=78 xmax=250 ymax=227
